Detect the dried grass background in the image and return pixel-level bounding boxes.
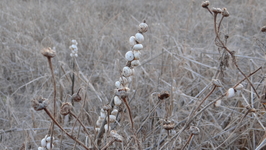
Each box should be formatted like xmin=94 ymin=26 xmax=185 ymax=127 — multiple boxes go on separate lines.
xmin=0 ymin=0 xmax=266 ymax=149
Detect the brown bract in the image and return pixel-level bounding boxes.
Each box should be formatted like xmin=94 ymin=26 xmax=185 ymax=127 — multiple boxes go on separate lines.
xmin=158 ymin=91 xmax=170 ymax=100
xmin=41 ymin=47 xmax=56 ymax=58
xmin=60 ymin=102 xmax=72 ymax=116
xmin=261 ymin=26 xmax=266 ymax=32
xmin=222 ymin=8 xmax=229 ymax=17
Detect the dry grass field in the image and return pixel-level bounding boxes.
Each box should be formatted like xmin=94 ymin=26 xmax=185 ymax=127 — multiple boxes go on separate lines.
xmin=0 ymin=0 xmax=266 ymax=149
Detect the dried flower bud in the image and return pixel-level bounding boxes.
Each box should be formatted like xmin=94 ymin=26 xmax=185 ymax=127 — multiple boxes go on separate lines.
xmin=158 ymin=91 xmax=170 ymax=100
xmin=212 ymin=7 xmax=222 ymax=14
xmin=261 ymin=26 xmax=266 ymax=32
xmin=41 ymin=47 xmax=56 ymax=58
xmin=31 ymin=97 xmax=48 ymax=111
xmin=60 ymin=102 xmax=72 ymax=115
xmin=226 ymin=88 xmax=236 ymax=98
xmin=71 ymin=89 xmax=82 ymax=102
xmin=138 ymin=22 xmax=148 ymax=33
xmin=222 ymin=8 xmax=229 ymax=17
xmin=189 ymin=126 xmax=200 ymax=135
xmin=201 ymin=1 xmax=209 ymax=8
xmin=163 ymin=122 xmax=175 ymax=130
xmin=110 ymin=130 xmax=123 ymax=142
xmin=212 ymin=79 xmax=223 ymax=87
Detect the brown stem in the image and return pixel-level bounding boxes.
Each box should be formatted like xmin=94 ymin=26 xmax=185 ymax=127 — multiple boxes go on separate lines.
xmin=101 ymin=139 xmax=115 ymax=150
xmin=122 ymin=97 xmax=134 ymax=130
xmin=181 ymin=134 xmax=194 ymax=150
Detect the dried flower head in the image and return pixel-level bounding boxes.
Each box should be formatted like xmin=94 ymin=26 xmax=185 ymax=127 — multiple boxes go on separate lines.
xmin=201 ymin=1 xmax=210 ymax=8
xmin=138 ymin=22 xmax=148 ymax=33
xmin=189 ymin=126 xmax=200 ymax=135
xmin=261 ymin=26 xmax=266 ymax=32
xmin=60 ymin=102 xmax=72 ymax=115
xmin=103 ymin=104 xmax=112 ymax=112
xmin=41 ymin=47 xmax=56 ymax=58
xmin=163 ymin=121 xmax=175 ymax=131
xmin=222 ymin=8 xmax=229 ymax=17
xmin=158 ymin=91 xmax=170 ymax=100
xmin=212 ymin=7 xmax=222 ymax=14
xmin=31 ymin=97 xmax=48 ymax=111
xmin=110 ymin=130 xmax=123 ymax=142
xmin=212 ymin=79 xmax=223 ymax=87
xmin=71 ymin=89 xmax=82 ymax=102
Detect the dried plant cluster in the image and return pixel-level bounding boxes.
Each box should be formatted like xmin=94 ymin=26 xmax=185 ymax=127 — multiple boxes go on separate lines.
xmin=1 ymin=0 xmax=266 ymax=150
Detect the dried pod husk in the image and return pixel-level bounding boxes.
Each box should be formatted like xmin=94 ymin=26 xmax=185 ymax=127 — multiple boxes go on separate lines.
xmin=31 ymin=97 xmax=48 ymax=111
xmin=234 ymin=84 xmax=244 ymax=90
xmin=71 ymin=89 xmax=82 ymax=102
xmin=110 ymin=130 xmax=123 ymax=142
xmin=131 ymin=60 xmax=140 ymax=67
xmin=201 ymin=1 xmax=209 ymax=8
xmin=111 ymin=109 xmax=118 ymax=116
xmin=221 ymin=7 xmax=229 ymax=17
xmin=103 ymin=104 xmax=112 ymax=112
xmin=189 ymin=126 xmax=200 ymax=135
xmin=133 ymin=44 xmax=143 ymax=50
xmin=125 ymin=51 xmax=134 ymax=61
xmin=212 ymin=79 xmax=223 ymax=87
xmin=41 ymin=47 xmax=56 ymax=58
xmin=135 ymin=33 xmax=144 ymax=43
xmin=163 ymin=122 xmax=175 ymax=131
xmin=133 ymin=50 xmax=141 ymax=60
xmin=122 ymin=66 xmax=133 ymax=77
xmin=138 ymin=22 xmax=148 ymax=33
xmin=158 ymin=91 xmax=170 ymax=100
xmin=129 ymin=36 xmax=136 ymax=46
xmin=60 ymin=102 xmax=72 ymax=116
xmin=226 ymin=88 xmax=236 ymax=98
xmin=114 ymin=96 xmax=122 ymax=106
xmin=261 ymin=26 xmax=266 ymax=32
xmin=212 ymin=7 xmax=222 ymax=13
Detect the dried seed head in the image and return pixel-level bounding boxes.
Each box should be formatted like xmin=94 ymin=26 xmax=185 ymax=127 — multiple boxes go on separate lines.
xmin=163 ymin=122 xmax=175 ymax=131
xmin=189 ymin=126 xmax=200 ymax=135
xmin=226 ymin=88 xmax=236 ymax=98
xmin=110 ymin=130 xmax=123 ymax=142
xmin=111 ymin=109 xmax=118 ymax=116
xmin=201 ymin=1 xmax=210 ymax=8
xmin=138 ymin=22 xmax=148 ymax=33
xmin=41 ymin=47 xmax=56 ymax=58
xmin=103 ymin=104 xmax=112 ymax=112
xmin=114 ymin=96 xmax=122 ymax=106
xmin=234 ymin=84 xmax=244 ymax=90
xmin=71 ymin=89 xmax=82 ymax=102
xmin=108 ymin=115 xmax=116 ymax=123
xmin=222 ymin=8 xmax=229 ymax=17
xmin=60 ymin=102 xmax=72 ymax=116
xmin=125 ymin=51 xmax=134 ymax=61
xmin=31 ymin=97 xmax=48 ymax=111
xmin=158 ymin=91 xmax=170 ymax=100
xmin=212 ymin=7 xmax=222 ymax=14
xmin=261 ymin=26 xmax=266 ymax=32
xmin=214 ymin=99 xmax=222 ymax=107
xmin=212 ymin=79 xmax=223 ymax=87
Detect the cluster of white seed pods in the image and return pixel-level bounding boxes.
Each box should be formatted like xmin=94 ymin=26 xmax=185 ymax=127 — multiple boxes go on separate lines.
xmin=38 ymin=135 xmax=54 ymax=150
xmin=95 ymin=22 xmax=148 ymax=133
xmin=226 ymin=84 xmax=244 ymax=98
xmin=69 ymin=39 xmax=78 ymax=57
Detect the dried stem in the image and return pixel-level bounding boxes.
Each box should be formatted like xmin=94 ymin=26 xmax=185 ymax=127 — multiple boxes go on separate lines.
xmin=181 ymin=134 xmax=194 ymax=150
xmin=122 ymin=96 xmax=134 ymax=130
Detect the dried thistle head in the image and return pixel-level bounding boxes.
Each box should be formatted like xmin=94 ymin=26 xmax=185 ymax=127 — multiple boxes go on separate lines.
xmin=31 ymin=97 xmax=48 ymax=111
xmin=221 ymin=8 xmax=229 ymax=17
xmin=189 ymin=126 xmax=200 ymax=135
xmin=212 ymin=7 xmax=222 ymax=14
xmin=261 ymin=26 xmax=266 ymax=32
xmin=201 ymin=1 xmax=210 ymax=8
xmin=158 ymin=91 xmax=170 ymax=100
xmin=41 ymin=47 xmax=56 ymax=58
xmin=71 ymin=88 xmax=82 ymax=102
xmin=60 ymin=102 xmax=72 ymax=115
xmin=110 ymin=130 xmax=123 ymax=142
xmin=163 ymin=120 xmax=175 ymax=131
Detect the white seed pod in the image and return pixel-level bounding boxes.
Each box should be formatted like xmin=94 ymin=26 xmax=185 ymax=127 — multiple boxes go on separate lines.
xmin=115 ymin=81 xmax=122 ymax=88
xmin=133 ymin=44 xmax=143 ymax=50
xmin=131 ymin=60 xmax=140 ymax=67
xmin=119 ymin=76 xmax=129 ymax=86
xmin=104 ymin=124 xmax=110 ymax=132
xmin=108 ymin=115 xmax=116 ymax=123
xmin=38 ymin=147 xmax=45 ymax=150
xmin=46 ymin=143 xmax=54 ymax=150
xmin=133 ymin=50 xmax=141 ymax=60
xmin=114 ymin=96 xmax=122 ymax=106
xmin=96 ymin=119 xmax=102 ymax=126
xmin=235 ymin=84 xmax=244 ymax=90
xmin=100 ymin=111 xmax=106 ymax=119
xmin=95 ymin=127 xmax=100 ymax=132
xmin=226 ymin=88 xmax=236 ymax=98
xmin=127 ymin=76 xmax=132 ymax=83
xmin=41 ymin=138 xmax=47 ymax=147
xmin=129 ymin=36 xmax=136 ymax=46
xmin=111 ymin=109 xmax=118 ymax=116
xmin=138 ymin=22 xmax=148 ymax=33
xmin=122 ymin=66 xmax=133 ymax=77
xmin=214 ymin=100 xmax=222 ymax=107
xmin=135 ymin=33 xmax=144 ymax=43
xmin=46 ymin=136 xmax=53 ymax=142
xmin=125 ymin=51 xmax=134 ymax=61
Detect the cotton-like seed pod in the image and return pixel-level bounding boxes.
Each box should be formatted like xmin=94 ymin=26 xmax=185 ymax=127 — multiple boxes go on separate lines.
xmin=46 ymin=136 xmax=53 ymax=142
xmin=226 ymin=88 xmax=236 ymax=98
xmin=222 ymin=8 xmax=229 ymax=17
xmin=41 ymin=138 xmax=47 ymax=147
xmin=122 ymin=66 xmax=133 ymax=77
xmin=138 ymin=22 xmax=148 ymax=33
xmin=111 ymin=109 xmax=118 ymax=116
xmin=96 ymin=119 xmax=102 ymax=126
xmin=129 ymin=36 xmax=136 ymax=46
xmin=71 ymin=39 xmax=78 ymax=45
xmin=135 ymin=33 xmax=144 ymax=43
xmin=125 ymin=51 xmax=134 ymax=61
xmin=114 ymin=96 xmax=122 ymax=106
xmin=95 ymin=128 xmax=100 ymax=132
xmin=104 ymin=124 xmax=110 ymax=132
xmin=127 ymin=76 xmax=132 ymax=83
xmin=108 ymin=115 xmax=116 ymax=123
xmin=98 ymin=116 xmax=104 ymax=122
xmin=46 ymin=143 xmax=54 ymax=150
xmin=214 ymin=100 xmax=222 ymax=107
xmin=131 ymin=60 xmax=140 ymax=67
xmin=133 ymin=44 xmax=143 ymax=50
xmin=133 ymin=50 xmax=141 ymax=60
xmin=119 ymin=76 xmax=129 ymax=86
xmin=115 ymin=81 xmax=122 ymax=88
xmin=234 ymin=84 xmax=244 ymax=90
